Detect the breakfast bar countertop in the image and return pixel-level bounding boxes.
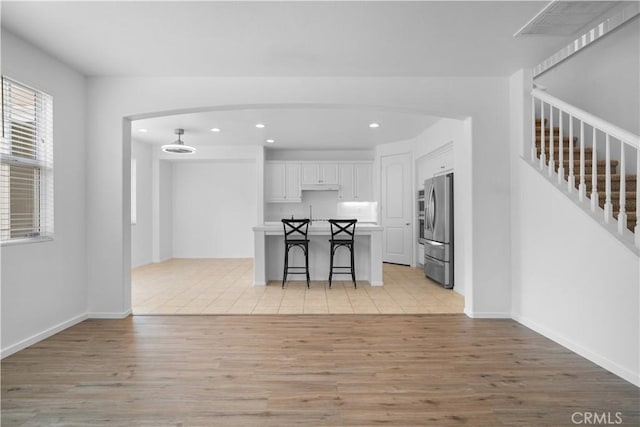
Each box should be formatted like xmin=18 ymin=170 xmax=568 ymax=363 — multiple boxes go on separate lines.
xmin=253 ymin=221 xmax=383 ymax=233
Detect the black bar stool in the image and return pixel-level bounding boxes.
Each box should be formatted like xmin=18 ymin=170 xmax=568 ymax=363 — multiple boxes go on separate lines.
xmin=281 ymin=218 xmax=311 ymax=288
xmin=328 ymin=219 xmax=357 ymax=288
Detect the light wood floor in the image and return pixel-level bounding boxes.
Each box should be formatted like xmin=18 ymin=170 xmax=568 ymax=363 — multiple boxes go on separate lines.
xmin=132 ymin=259 xmax=464 ymax=315
xmin=2 ymin=315 xmax=638 ymax=426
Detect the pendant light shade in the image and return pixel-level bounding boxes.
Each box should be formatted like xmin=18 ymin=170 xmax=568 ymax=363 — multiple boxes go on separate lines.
xmin=162 ymin=128 xmax=196 ymax=154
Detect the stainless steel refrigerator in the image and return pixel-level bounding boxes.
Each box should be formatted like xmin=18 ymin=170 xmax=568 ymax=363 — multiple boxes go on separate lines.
xmin=423 ymin=173 xmax=453 ymax=288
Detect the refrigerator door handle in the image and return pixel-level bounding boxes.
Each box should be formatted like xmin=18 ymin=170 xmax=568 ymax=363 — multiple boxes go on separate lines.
xmin=425 ymin=185 xmax=430 ymax=231
xmin=427 ymin=184 xmax=436 ymax=231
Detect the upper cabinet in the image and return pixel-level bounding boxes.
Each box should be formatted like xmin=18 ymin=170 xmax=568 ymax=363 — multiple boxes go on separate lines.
xmin=418 ymin=143 xmax=454 ymax=179
xmin=338 ymin=162 xmax=373 ymax=201
xmin=338 ymin=164 xmax=354 ymax=200
xmin=267 ymin=161 xmax=373 ymax=203
xmin=301 ymin=163 xmax=339 ymax=185
xmin=354 ymin=163 xmax=373 ymax=201
xmin=265 ymin=162 xmax=301 ymax=203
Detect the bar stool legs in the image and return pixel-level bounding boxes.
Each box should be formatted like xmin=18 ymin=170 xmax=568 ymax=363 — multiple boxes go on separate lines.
xmin=328 ymin=219 xmax=358 ymax=289
xmin=281 ymin=218 xmax=311 ymax=288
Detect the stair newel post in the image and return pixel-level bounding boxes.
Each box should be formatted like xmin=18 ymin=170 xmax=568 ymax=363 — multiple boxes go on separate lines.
xmin=531 ymin=95 xmax=536 ymax=162
xmin=557 ymin=109 xmax=565 ymax=184
xmin=539 ymin=100 xmax=546 ymax=170
xmin=568 ymin=115 xmax=575 ymax=193
xmin=617 ymin=142 xmax=627 ymax=234
xmin=602 ymin=133 xmax=613 ymax=221
xmin=635 ymin=148 xmax=640 ymax=249
xmin=590 ymin=127 xmax=599 ymax=211
xmin=578 ymin=121 xmax=586 ymax=201
xmin=548 ymin=105 xmax=555 ymax=177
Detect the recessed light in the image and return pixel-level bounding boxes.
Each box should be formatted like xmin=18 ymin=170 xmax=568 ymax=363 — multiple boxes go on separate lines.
xmin=138 ymin=128 xmax=148 ymax=133
xmin=210 ymin=128 xmax=221 ymax=132
xmin=255 ymin=123 xmax=265 ymax=128
xmin=369 ymin=123 xmax=380 ymax=128
xmin=266 ymin=139 xmax=275 ymax=144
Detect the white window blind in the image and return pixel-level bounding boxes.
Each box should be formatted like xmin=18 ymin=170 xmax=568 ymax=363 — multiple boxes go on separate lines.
xmin=1 ymin=76 xmax=54 ymax=243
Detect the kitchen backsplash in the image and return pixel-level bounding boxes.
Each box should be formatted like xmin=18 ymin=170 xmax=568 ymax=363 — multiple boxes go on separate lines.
xmin=336 ymin=201 xmax=378 ymax=223
xmin=265 ymin=192 xmax=378 ymax=223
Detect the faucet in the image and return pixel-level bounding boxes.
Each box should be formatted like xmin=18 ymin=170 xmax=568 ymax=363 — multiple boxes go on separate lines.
xmin=309 ymin=204 xmax=313 ymax=225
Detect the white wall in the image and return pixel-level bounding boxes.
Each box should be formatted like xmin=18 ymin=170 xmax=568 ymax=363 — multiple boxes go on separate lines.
xmin=535 ymin=17 xmax=640 ymax=135
xmin=154 ymin=160 xmax=173 ymax=263
xmin=131 ymin=140 xmax=153 ymax=268
xmin=510 ymin=69 xmax=640 ymax=387
xmin=172 ymin=160 xmax=257 ymax=258
xmin=1 ymin=31 xmax=88 ymax=356
xmin=512 ymin=161 xmax=640 ymax=386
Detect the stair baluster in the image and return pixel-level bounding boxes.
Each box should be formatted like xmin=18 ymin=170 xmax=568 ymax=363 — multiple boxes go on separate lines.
xmin=568 ymin=116 xmax=575 ymax=193
xmin=579 ymin=121 xmax=586 ymax=201
xmin=590 ymin=127 xmax=599 ymax=211
xmin=531 ymin=96 xmax=536 ymax=162
xmin=548 ymin=105 xmax=555 ymax=177
xmin=539 ymin=100 xmax=546 ymax=170
xmin=603 ymin=134 xmax=613 ymax=221
xmin=618 ymin=144 xmax=627 ymax=233
xmin=557 ymin=110 xmax=564 ymax=185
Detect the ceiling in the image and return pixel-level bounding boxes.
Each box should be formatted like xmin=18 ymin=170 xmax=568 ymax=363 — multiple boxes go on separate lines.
xmin=2 ymin=1 xmax=600 ymax=150
xmin=1 ymin=1 xmax=576 ymax=77
xmin=133 ymin=107 xmax=440 ymax=150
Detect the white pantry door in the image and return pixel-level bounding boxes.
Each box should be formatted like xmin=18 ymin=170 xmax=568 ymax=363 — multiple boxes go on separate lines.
xmin=381 ymin=153 xmax=412 ymax=265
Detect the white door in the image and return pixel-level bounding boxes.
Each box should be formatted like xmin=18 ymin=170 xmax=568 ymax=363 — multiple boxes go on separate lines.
xmin=381 ymin=153 xmax=412 ymax=265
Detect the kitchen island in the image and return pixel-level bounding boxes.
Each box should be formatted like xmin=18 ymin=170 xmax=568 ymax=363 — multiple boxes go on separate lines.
xmin=252 ymin=222 xmax=383 ymax=286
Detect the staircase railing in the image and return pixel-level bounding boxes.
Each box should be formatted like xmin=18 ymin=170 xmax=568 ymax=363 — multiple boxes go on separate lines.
xmin=531 ymin=88 xmax=640 ymax=249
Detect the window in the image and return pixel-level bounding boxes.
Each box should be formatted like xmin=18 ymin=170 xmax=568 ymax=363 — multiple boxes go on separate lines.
xmin=0 ymin=76 xmax=53 ymax=243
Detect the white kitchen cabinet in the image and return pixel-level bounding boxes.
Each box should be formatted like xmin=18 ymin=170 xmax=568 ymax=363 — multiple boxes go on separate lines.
xmin=338 ymin=164 xmax=354 ymax=200
xmin=266 ymin=162 xmax=301 ymax=203
xmin=418 ymin=143 xmax=454 ymax=179
xmin=354 ymin=163 xmax=372 ymax=200
xmin=301 ymin=163 xmax=339 ymax=185
xmin=285 ymin=163 xmax=301 ymax=201
xmin=338 ymin=162 xmax=373 ymax=201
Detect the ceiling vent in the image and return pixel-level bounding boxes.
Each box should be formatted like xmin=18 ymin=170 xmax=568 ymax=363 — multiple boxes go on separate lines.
xmin=514 ymin=1 xmax=618 ymax=36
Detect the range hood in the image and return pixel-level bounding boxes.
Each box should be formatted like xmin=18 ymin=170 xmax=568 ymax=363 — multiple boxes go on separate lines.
xmin=301 ymin=183 xmax=340 ymax=191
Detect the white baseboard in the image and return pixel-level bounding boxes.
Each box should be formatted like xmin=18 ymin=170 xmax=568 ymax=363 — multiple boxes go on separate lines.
xmin=88 ymin=309 xmax=132 ymax=319
xmin=370 ymin=281 xmax=383 ymax=287
xmin=464 ymin=309 xmax=511 ymax=319
xmin=253 ymin=281 xmax=266 ymax=287
xmin=1 ymin=313 xmax=88 ymax=359
xmin=512 ymin=313 xmax=640 ymax=387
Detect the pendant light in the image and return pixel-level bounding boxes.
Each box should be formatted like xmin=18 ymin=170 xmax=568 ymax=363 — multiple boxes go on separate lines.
xmin=161 ymin=128 xmax=196 ymax=154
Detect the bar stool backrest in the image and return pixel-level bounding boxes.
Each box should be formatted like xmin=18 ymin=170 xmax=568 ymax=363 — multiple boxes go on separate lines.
xmin=329 ymin=219 xmax=357 ymax=242
xmin=282 ymin=218 xmax=310 ymax=241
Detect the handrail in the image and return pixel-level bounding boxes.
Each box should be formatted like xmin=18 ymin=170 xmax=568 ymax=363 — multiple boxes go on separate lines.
xmin=531 ymin=88 xmax=640 ymax=249
xmin=532 ymin=89 xmax=640 ymax=148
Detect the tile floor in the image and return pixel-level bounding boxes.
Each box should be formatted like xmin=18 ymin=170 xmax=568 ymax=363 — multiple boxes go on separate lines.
xmin=131 ymin=258 xmax=465 ymax=315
